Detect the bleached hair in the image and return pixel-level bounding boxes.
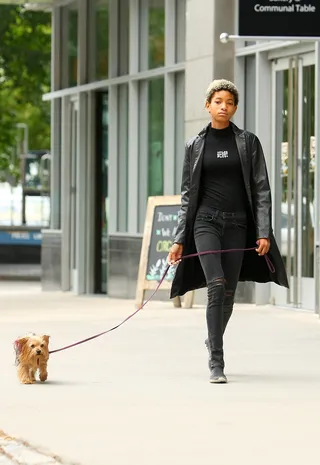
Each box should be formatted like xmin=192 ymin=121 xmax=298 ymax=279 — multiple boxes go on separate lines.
xmin=205 ymin=79 xmax=239 ymax=106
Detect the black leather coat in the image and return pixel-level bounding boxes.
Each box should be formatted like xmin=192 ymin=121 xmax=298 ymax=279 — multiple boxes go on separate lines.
xmin=170 ymin=122 xmax=289 ymax=299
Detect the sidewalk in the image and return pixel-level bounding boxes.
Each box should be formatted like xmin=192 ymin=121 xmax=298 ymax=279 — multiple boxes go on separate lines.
xmin=1 ymin=282 xmax=320 ymax=465
xmin=0 ymin=430 xmax=67 ymax=465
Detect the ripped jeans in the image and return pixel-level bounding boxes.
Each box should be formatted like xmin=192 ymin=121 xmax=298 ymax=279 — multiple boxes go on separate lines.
xmin=194 ymin=207 xmax=247 ymax=369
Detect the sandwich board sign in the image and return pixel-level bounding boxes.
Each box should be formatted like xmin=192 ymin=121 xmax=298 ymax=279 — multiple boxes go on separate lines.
xmin=135 ymin=195 xmax=194 ymax=308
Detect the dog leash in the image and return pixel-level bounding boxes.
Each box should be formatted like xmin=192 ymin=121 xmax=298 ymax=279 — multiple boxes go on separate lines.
xmin=49 ymin=246 xmax=275 ymax=354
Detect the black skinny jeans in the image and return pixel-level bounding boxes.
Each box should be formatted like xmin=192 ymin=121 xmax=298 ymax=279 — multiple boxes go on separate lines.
xmin=194 ymin=207 xmax=247 ymax=368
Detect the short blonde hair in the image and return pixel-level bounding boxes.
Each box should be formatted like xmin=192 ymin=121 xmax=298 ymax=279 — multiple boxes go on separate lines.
xmin=205 ymin=79 xmax=239 ymax=106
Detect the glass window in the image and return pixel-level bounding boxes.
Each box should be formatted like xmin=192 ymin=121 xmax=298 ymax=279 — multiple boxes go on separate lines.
xmin=301 ymin=65 xmax=315 ymax=278
xmin=148 ymin=78 xmax=164 ymax=196
xmin=118 ymin=0 xmax=129 ymax=76
xmin=90 ymin=0 xmax=109 ymax=80
xmin=67 ymin=1 xmax=79 ymax=87
xmin=140 ymin=0 xmax=165 ymax=70
xmin=117 ymin=84 xmax=129 ymax=231
xmin=244 ymin=55 xmax=256 ymax=132
xmin=175 ymin=72 xmax=185 ymax=193
xmin=275 ymin=65 xmax=315 ymax=280
xmin=175 ymin=0 xmax=186 ymax=63
xmin=96 ymin=92 xmax=109 ymax=293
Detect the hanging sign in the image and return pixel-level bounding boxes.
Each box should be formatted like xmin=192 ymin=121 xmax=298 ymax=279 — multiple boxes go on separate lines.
xmin=238 ymin=0 xmax=319 ymax=38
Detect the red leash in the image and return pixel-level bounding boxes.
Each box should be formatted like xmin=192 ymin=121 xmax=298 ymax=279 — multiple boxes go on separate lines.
xmin=49 ymin=247 xmax=274 ymax=354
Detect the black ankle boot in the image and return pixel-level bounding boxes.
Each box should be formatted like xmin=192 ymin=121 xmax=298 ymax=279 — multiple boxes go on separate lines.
xmin=210 ymin=366 xmax=227 ymax=384
xmin=205 ymin=339 xmax=227 ymax=383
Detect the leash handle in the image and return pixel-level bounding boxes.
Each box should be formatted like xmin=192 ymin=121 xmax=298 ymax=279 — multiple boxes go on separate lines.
xmin=49 ymin=247 xmax=274 ymax=354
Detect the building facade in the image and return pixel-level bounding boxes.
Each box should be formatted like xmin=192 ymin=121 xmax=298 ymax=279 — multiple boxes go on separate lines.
xmin=25 ymin=0 xmax=319 ymax=313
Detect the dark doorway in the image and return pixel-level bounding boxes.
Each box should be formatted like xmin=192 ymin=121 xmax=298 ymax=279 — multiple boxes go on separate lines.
xmin=94 ymin=92 xmax=108 ymax=293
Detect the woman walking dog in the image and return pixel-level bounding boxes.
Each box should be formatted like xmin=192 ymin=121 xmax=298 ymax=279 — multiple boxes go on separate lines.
xmin=168 ymin=79 xmax=288 ymax=384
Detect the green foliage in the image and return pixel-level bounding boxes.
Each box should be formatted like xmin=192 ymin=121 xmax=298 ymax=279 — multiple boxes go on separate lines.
xmin=0 ymin=5 xmax=51 ymax=179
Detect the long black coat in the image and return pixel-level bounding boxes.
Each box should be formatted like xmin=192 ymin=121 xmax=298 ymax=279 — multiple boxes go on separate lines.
xmin=170 ymin=122 xmax=289 ymax=299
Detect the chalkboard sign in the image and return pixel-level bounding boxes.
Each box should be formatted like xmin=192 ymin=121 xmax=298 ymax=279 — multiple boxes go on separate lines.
xmin=145 ymin=203 xmax=179 ymax=282
xmin=136 ymin=195 xmax=194 ymax=309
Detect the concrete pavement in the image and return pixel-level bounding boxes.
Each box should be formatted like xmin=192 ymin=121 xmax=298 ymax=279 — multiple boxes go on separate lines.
xmin=0 ymin=430 xmax=67 ymax=465
xmin=1 ymin=281 xmax=320 ymax=465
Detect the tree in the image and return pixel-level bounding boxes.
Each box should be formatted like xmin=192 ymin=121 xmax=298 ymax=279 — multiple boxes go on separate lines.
xmin=0 ymin=5 xmax=51 ymax=180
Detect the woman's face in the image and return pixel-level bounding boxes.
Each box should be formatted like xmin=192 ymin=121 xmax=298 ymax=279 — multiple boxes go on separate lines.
xmin=206 ymin=90 xmax=238 ymax=125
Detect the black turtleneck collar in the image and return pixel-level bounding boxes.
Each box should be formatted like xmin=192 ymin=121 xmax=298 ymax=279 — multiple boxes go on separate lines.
xmin=208 ymin=124 xmax=233 ymax=138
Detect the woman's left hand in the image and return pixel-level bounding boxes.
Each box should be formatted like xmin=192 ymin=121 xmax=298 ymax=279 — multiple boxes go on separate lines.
xmin=256 ymin=238 xmax=270 ymax=256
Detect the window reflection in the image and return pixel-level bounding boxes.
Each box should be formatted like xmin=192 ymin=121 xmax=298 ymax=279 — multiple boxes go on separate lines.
xmin=96 ymin=92 xmax=108 ymax=293
xmin=148 ymin=78 xmax=164 ymax=196
xmin=140 ymin=0 xmax=165 ymax=70
xmin=175 ymin=0 xmax=186 ymax=63
xmin=94 ymin=0 xmax=109 ymax=80
xmin=67 ymin=1 xmax=78 ymax=87
xmin=101 ymin=93 xmax=108 ymax=292
xmin=277 ymin=65 xmax=315 ymax=278
xmin=118 ymin=0 xmax=129 ymax=76
xmin=175 ymin=72 xmax=185 ymax=193
xmin=301 ymin=65 xmax=315 ymax=278
xmin=149 ymin=0 xmax=165 ymax=68
xmin=117 ymin=84 xmax=129 ymax=231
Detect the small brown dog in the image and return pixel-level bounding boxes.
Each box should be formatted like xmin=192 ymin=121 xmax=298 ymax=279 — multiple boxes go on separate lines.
xmin=14 ymin=333 xmax=50 ymax=384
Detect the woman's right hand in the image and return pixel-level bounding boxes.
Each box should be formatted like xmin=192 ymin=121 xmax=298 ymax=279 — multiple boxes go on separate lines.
xmin=167 ymin=243 xmax=184 ymax=265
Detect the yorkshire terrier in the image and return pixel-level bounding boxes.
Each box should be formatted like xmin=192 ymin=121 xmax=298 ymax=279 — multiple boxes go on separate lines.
xmin=14 ymin=333 xmax=50 ymax=384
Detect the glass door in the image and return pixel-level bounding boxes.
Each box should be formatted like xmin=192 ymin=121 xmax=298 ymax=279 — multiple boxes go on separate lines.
xmin=70 ymin=98 xmax=78 ymax=290
xmin=272 ymin=54 xmax=315 ymax=310
xmin=94 ymin=92 xmax=108 ymax=293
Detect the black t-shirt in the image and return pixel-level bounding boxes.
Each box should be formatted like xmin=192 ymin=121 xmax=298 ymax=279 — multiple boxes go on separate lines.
xmin=199 ymin=125 xmax=247 ymax=213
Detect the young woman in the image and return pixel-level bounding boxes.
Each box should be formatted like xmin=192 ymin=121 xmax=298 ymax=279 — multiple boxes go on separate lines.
xmin=168 ymin=79 xmax=288 ymax=384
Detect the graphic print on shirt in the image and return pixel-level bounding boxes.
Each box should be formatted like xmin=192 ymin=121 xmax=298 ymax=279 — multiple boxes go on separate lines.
xmin=217 ymin=150 xmax=228 ymax=159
